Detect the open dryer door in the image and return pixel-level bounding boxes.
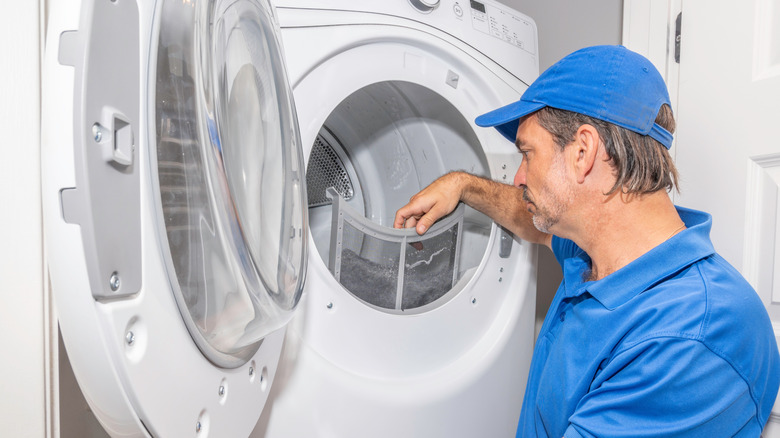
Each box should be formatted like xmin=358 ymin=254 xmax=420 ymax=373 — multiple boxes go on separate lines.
xmin=41 ymin=0 xmax=306 ymax=436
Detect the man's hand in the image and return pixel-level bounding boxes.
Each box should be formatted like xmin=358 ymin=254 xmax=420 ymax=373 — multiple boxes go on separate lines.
xmin=394 ymin=172 xmax=466 ymax=235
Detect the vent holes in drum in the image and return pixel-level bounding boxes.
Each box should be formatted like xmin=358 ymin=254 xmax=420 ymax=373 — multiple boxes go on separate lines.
xmin=307 ymin=132 xmax=355 ymax=207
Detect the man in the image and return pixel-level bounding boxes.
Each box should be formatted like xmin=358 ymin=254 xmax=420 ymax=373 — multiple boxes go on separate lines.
xmin=394 ymin=45 xmax=780 ymax=437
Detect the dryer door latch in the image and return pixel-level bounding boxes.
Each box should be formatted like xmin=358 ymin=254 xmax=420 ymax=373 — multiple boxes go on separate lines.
xmin=58 ymin=0 xmax=142 ymax=300
xmin=92 ymin=116 xmax=134 ymax=166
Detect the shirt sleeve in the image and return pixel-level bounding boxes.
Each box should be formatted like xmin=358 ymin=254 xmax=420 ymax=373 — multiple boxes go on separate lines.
xmin=564 ymin=337 xmax=759 ymax=437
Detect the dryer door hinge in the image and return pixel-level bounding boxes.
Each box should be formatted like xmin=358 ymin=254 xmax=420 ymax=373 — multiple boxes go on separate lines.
xmin=674 ymin=12 xmax=682 ymax=63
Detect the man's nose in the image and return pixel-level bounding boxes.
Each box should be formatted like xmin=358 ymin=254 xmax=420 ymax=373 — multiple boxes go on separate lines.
xmin=513 ymin=162 xmax=526 ymax=187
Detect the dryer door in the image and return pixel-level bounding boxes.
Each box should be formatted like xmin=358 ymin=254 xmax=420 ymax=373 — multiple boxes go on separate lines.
xmin=42 ymin=0 xmax=306 ymax=436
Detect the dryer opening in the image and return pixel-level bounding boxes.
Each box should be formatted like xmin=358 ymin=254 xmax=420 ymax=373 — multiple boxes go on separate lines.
xmin=306 ymin=81 xmax=491 ymax=313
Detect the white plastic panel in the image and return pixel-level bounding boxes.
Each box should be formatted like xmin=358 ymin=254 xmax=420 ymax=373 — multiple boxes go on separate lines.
xmin=57 ymin=0 xmax=141 ymax=301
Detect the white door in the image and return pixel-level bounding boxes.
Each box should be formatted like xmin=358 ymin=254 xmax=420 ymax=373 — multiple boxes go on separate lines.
xmin=41 ymin=0 xmax=307 ymax=436
xmin=673 ymin=1 xmax=780 ymax=432
xmin=624 ymin=0 xmax=780 ymax=433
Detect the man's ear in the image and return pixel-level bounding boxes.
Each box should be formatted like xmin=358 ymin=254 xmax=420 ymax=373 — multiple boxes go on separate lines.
xmin=571 ymin=124 xmax=600 ymax=184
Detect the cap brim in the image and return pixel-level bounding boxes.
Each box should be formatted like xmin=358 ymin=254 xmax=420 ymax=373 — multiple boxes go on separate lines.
xmin=475 ymin=99 xmax=546 ymax=143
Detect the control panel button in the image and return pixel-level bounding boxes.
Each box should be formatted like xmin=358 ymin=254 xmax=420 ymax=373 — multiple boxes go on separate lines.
xmin=408 ymin=0 xmax=440 ymax=13
xmin=453 ymin=3 xmax=463 ymax=17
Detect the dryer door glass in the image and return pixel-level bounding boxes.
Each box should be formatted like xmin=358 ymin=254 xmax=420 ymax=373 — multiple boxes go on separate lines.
xmin=155 ymin=0 xmax=306 ymax=367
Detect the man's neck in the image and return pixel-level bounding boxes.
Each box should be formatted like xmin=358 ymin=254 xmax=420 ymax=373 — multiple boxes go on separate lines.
xmin=568 ymin=190 xmax=684 ymax=282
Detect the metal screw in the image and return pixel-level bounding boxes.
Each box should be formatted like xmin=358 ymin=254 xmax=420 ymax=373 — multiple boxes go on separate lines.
xmin=196 ymin=421 xmax=201 ymax=433
xmin=502 ymin=164 xmax=507 ymax=169
xmin=500 ymin=267 xmax=504 ymax=272
xmin=109 ymin=272 xmax=120 ymax=291
xmin=502 ymin=174 xmax=507 ymax=180
xmin=125 ymin=331 xmax=135 ymax=346
xmin=218 ymin=385 xmax=225 ymax=397
xmin=326 ymin=302 xmax=333 ymax=309
xmin=249 ymin=367 xmax=254 ymax=376
xmin=471 ymin=298 xmax=477 ymax=304
xmin=92 ymin=123 xmax=103 ymax=142
xmin=498 ymin=277 xmax=503 ymax=282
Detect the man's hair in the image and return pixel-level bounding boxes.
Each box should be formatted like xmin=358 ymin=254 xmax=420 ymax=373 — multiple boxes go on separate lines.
xmin=534 ymin=104 xmax=678 ymax=195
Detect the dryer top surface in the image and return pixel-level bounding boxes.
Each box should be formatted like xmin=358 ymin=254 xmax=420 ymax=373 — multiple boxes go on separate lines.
xmin=272 ymin=0 xmax=539 ymax=86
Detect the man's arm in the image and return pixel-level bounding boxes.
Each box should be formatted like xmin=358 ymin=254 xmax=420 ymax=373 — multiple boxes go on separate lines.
xmin=393 ymin=171 xmax=552 ymax=248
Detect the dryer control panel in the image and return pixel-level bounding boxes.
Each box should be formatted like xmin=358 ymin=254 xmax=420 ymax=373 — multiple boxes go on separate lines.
xmin=467 ymin=0 xmax=535 ymax=55
xmin=273 ymin=0 xmax=539 ymax=86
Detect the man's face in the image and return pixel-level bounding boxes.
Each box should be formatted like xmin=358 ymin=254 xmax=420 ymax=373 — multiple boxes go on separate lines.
xmin=512 ymin=115 xmax=574 ymax=233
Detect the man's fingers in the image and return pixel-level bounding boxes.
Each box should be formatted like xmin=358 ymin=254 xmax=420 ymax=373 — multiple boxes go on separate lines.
xmin=393 ymin=205 xmax=417 ymax=229
xmin=414 ymin=204 xmax=450 ymax=235
xmin=394 ymin=197 xmax=433 ymax=229
xmin=393 ymin=210 xmax=425 ymax=248
xmin=394 ymin=173 xmax=463 ymax=234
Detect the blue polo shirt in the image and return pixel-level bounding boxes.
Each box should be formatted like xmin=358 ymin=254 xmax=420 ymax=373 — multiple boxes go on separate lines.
xmin=517 ymin=206 xmax=780 ymax=437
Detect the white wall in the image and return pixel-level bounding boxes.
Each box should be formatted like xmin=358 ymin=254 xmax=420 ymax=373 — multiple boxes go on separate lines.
xmin=500 ymin=0 xmax=624 ymax=338
xmin=503 ymin=0 xmax=624 ymax=71
xmin=0 ymin=2 xmax=50 ymax=437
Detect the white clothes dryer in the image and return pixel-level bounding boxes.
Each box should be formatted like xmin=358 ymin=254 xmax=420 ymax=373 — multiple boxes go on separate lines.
xmin=42 ymin=0 xmax=539 ymax=436
xmin=42 ymin=0 xmax=307 ymax=436
xmin=255 ymin=2 xmax=540 ymax=437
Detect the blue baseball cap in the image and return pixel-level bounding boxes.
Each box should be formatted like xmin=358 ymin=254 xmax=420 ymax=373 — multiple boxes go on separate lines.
xmin=475 ymin=45 xmax=674 ymax=149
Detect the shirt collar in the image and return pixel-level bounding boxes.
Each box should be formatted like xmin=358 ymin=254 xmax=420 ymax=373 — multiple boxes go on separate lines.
xmin=561 ymin=206 xmax=716 ymax=310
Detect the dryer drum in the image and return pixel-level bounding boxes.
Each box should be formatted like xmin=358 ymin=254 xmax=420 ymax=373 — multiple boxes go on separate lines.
xmin=303 ymin=81 xmax=494 ymax=315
